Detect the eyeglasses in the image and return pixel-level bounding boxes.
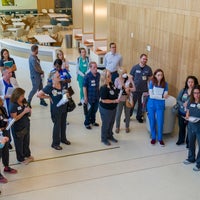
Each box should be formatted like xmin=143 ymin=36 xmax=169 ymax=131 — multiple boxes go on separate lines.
xmin=193 ymin=92 xmax=200 ymax=94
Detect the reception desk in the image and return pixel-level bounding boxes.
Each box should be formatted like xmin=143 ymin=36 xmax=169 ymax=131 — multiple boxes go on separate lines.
xmin=0 ymin=39 xmax=59 ymax=62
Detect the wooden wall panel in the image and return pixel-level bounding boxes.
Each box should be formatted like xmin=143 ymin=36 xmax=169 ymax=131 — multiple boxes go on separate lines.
xmin=107 ymin=0 xmax=200 ymax=96
xmin=37 ymin=0 xmax=54 ymax=12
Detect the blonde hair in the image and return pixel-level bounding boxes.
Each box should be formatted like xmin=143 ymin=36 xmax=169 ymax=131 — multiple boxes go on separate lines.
xmin=56 ymin=49 xmax=64 ymax=59
xmin=118 ymin=67 xmax=127 ymax=76
xmin=100 ymin=69 xmax=111 ymax=87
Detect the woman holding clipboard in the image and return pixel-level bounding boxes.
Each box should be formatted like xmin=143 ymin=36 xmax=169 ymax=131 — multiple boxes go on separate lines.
xmin=0 ymin=49 xmax=17 ymax=78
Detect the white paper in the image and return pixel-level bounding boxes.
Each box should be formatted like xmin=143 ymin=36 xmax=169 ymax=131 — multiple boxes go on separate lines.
xmin=184 ymin=116 xmax=200 ymax=123
xmin=118 ymin=89 xmax=123 ymax=100
xmin=153 ymin=86 xmax=164 ymax=95
xmin=6 ymin=87 xmax=14 ymax=96
xmin=6 ymin=118 xmax=15 ymax=130
xmin=87 ymin=103 xmax=91 ymax=110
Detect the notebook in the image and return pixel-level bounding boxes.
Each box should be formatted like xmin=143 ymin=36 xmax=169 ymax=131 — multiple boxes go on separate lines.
xmin=4 ymin=60 xmax=13 ymax=67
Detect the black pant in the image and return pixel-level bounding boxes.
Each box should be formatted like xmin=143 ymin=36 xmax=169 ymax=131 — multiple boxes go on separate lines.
xmin=12 ymin=126 xmax=31 ymax=162
xmin=177 ymin=114 xmax=188 ymax=144
xmin=0 ymin=141 xmax=9 ymax=167
xmin=0 ymin=130 xmax=10 ymax=167
xmin=130 ymin=91 xmax=143 ymax=119
xmin=51 ymin=108 xmax=68 ymax=146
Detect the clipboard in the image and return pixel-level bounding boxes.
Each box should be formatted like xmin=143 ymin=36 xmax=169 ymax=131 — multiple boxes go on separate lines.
xmin=4 ymin=61 xmax=13 ymax=68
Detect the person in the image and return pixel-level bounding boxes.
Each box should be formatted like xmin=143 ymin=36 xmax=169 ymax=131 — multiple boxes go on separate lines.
xmin=114 ymin=67 xmax=135 ymax=133
xmin=0 ymin=67 xmax=19 ymax=115
xmin=9 ymin=88 xmax=34 ymax=164
xmin=0 ymin=133 xmax=9 ymax=188
xmin=0 ymin=97 xmax=17 ymax=184
xmin=176 ymin=76 xmax=198 ymax=146
xmin=83 ymin=61 xmax=100 ymax=129
xmin=76 ymin=48 xmax=89 ymax=106
xmin=130 ymin=53 xmax=152 ymax=123
xmin=0 ymin=49 xmax=17 ymax=78
xmin=147 ymin=69 xmax=168 ymax=146
xmin=37 ymin=70 xmax=71 ymax=150
xmin=48 ymin=58 xmax=71 ymax=90
xmin=56 ymin=49 xmax=70 ymax=71
xmin=104 ymin=42 xmax=123 ymax=83
xmin=99 ymin=70 xmax=120 ymax=146
xmin=27 ymin=44 xmax=48 ymax=107
xmin=0 ymin=66 xmax=19 ymax=149
xmin=183 ymin=85 xmax=200 ymax=171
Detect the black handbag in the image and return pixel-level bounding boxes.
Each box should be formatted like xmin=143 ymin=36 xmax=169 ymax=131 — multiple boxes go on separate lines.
xmin=67 ymin=97 xmax=76 ymax=112
xmin=67 ymin=86 xmax=74 ymax=97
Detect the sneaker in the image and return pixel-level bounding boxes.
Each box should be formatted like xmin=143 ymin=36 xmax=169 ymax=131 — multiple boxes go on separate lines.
xmin=151 ymin=139 xmax=156 ymax=145
xmin=0 ymin=174 xmax=8 ymax=183
xmin=159 ymin=140 xmax=165 ymax=147
xmin=4 ymin=167 xmax=17 ymax=174
xmin=92 ymin=123 xmax=99 ymax=127
xmin=193 ymin=166 xmax=200 ymax=172
xmin=40 ymin=100 xmax=48 ymax=106
xmin=23 ymin=156 xmax=34 ymax=165
xmin=183 ymin=159 xmax=194 ymax=165
xmin=115 ymin=128 xmax=120 ymax=134
xmin=78 ymin=102 xmax=82 ymax=106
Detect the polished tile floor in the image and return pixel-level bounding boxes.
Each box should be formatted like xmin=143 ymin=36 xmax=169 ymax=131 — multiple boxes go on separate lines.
xmin=0 ymin=49 xmax=200 ymax=200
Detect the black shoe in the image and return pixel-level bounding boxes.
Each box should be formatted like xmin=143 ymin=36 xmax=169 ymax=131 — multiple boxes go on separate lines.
xmin=61 ymin=140 xmax=71 ymax=145
xmin=108 ymin=137 xmax=118 ymax=143
xmin=27 ymin=102 xmax=32 ymax=108
xmin=92 ymin=122 xmax=99 ymax=127
xmin=8 ymin=143 xmax=13 ymax=150
xmin=78 ymin=102 xmax=82 ymax=106
xmin=40 ymin=100 xmax=48 ymax=106
xmin=85 ymin=125 xmax=92 ymax=129
xmin=176 ymin=141 xmax=184 ymax=145
xmin=102 ymin=140 xmax=111 ymax=146
xmin=51 ymin=145 xmax=62 ymax=150
xmin=137 ymin=118 xmax=143 ymax=123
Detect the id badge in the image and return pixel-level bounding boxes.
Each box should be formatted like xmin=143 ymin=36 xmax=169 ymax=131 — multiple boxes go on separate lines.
xmin=142 ymin=76 xmax=147 ymax=80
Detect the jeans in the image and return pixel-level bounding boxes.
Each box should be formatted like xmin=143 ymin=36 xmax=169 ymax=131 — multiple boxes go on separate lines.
xmin=28 ymin=76 xmax=43 ymax=103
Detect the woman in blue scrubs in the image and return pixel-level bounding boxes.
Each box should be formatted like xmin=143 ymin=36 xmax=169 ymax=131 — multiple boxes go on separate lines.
xmin=147 ymin=69 xmax=168 ymax=146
